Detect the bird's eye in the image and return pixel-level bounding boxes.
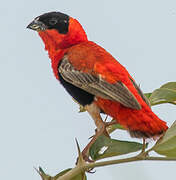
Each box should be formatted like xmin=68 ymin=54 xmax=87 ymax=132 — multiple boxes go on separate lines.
xmin=49 ymin=18 xmax=58 ymax=25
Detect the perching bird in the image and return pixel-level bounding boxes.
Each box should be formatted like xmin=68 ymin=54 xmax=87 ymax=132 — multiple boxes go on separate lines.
xmin=27 ymin=11 xmax=168 ymax=139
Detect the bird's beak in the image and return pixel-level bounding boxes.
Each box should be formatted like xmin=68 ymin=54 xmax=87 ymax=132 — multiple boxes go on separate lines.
xmin=27 ymin=19 xmax=47 ymax=31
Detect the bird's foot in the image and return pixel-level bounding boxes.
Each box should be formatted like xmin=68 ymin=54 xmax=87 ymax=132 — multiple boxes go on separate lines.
xmin=80 ymin=121 xmax=110 ymax=164
xmin=138 ymin=138 xmax=149 ymax=157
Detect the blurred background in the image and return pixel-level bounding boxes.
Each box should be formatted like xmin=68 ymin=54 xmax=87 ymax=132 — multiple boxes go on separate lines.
xmin=0 ymin=0 xmax=175 ymax=179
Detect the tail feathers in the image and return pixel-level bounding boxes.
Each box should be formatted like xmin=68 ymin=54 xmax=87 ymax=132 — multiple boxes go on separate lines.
xmin=117 ymin=107 xmax=168 ymax=139
xmin=127 ymin=114 xmax=168 ymax=139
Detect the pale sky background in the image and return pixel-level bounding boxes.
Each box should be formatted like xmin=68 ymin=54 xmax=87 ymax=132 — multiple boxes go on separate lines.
xmin=1 ymin=0 xmax=176 ymax=180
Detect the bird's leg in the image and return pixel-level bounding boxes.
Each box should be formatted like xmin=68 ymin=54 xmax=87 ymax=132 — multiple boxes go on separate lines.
xmin=85 ymin=103 xmax=109 ymax=135
xmin=81 ymin=103 xmax=109 ymax=162
xmin=141 ymin=138 xmax=146 ymax=153
xmin=81 ymin=127 xmax=106 ymax=162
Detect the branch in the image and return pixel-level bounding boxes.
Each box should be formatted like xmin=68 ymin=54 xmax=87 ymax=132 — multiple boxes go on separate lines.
xmin=56 ymin=154 xmax=176 ymax=180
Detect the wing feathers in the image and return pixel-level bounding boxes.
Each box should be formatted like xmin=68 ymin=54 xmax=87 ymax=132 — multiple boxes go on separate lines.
xmin=59 ymin=57 xmax=141 ymax=110
xmin=129 ymin=78 xmax=151 ymax=107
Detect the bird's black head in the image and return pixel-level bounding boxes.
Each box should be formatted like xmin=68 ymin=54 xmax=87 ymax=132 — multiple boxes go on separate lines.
xmin=27 ymin=11 xmax=88 ymax=49
xmin=27 ymin=11 xmax=69 ymax=34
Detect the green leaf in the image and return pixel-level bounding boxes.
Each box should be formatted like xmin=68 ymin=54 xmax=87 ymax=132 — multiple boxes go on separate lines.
xmin=106 ymin=119 xmax=125 ymax=133
xmin=54 ymin=169 xmax=71 ymax=179
xmin=79 ymin=105 xmax=86 ymax=113
xmin=36 ymin=167 xmax=51 ymax=180
xmin=148 ymin=82 xmax=176 ymax=106
xmin=153 ymin=121 xmax=176 ymax=157
xmin=149 ymin=88 xmax=176 ymax=105
xmin=89 ymin=135 xmax=143 ymax=160
xmin=160 ymin=82 xmax=176 ymax=90
xmin=110 ymin=123 xmax=125 ymax=130
xmin=144 ymin=93 xmax=152 ymax=99
xmin=37 ymin=167 xmax=87 ymax=180
xmin=107 ymin=123 xmax=125 ymax=134
xmin=72 ymin=98 xmax=86 ymax=113
xmin=54 ymin=168 xmax=87 ymax=180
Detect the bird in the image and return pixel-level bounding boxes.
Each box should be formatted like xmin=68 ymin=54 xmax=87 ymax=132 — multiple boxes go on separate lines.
xmin=27 ymin=11 xmax=168 ymax=144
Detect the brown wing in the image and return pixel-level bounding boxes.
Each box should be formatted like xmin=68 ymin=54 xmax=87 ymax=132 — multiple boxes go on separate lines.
xmin=58 ymin=57 xmax=141 ymax=110
xmin=129 ymin=78 xmax=151 ymax=107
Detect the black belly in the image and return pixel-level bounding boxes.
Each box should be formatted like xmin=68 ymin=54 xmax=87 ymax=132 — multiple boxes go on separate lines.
xmin=58 ymin=73 xmax=95 ymax=106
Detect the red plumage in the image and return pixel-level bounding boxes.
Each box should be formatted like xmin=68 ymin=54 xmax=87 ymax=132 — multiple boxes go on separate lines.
xmin=28 ymin=12 xmax=168 ymax=138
